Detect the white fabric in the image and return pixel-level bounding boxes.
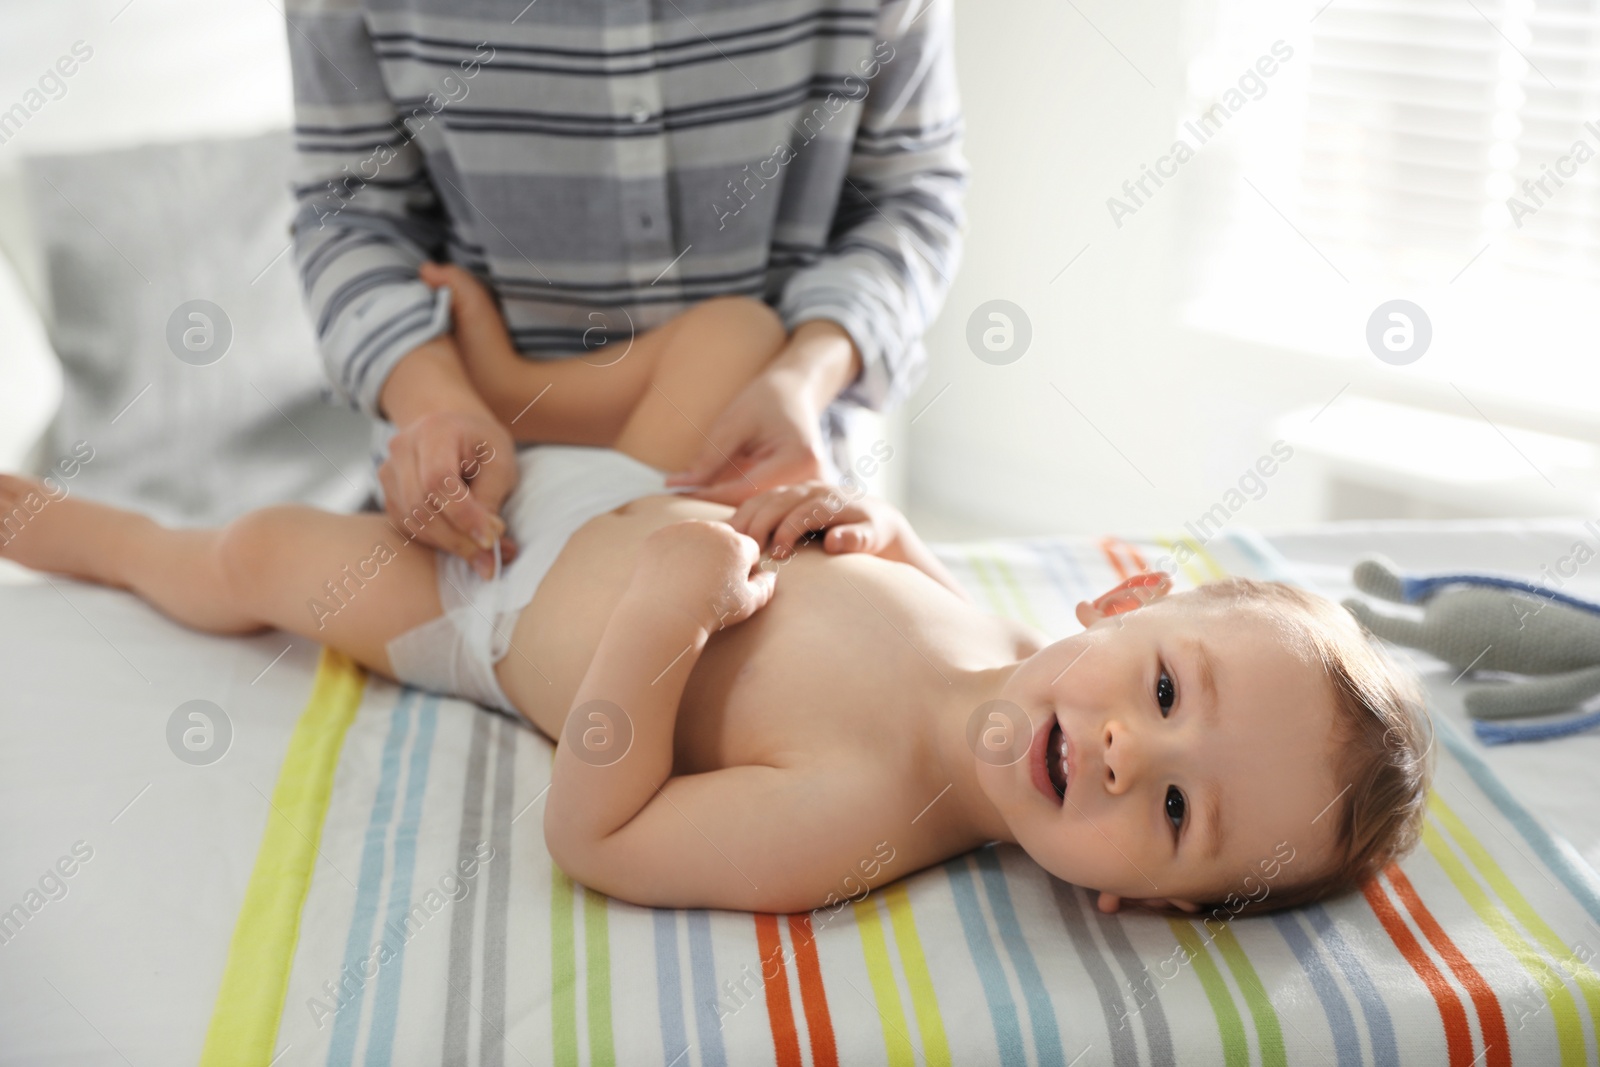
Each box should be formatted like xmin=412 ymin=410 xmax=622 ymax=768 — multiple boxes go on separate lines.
xmin=5 ymin=518 xmax=1600 ymax=1061
xmin=383 ymin=444 xmax=688 ymax=715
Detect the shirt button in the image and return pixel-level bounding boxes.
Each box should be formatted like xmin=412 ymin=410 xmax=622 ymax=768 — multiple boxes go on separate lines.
xmin=629 ymin=101 xmax=650 ymax=124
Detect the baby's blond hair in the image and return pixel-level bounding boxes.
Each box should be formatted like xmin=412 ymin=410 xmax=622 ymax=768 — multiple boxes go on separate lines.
xmin=1180 ymin=577 xmax=1432 ymax=917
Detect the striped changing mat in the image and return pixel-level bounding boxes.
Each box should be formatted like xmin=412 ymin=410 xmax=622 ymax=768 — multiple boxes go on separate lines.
xmin=201 ymin=530 xmax=1600 ymax=1067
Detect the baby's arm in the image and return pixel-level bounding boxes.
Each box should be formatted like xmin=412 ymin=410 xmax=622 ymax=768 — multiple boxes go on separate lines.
xmin=541 ymin=519 xmax=887 ymax=911
xmin=727 ymin=481 xmax=967 ymax=599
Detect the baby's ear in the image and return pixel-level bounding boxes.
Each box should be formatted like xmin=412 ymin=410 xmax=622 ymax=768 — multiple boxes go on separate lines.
xmin=1079 ymin=572 xmax=1173 ymax=628
xmin=1095 ymin=891 xmax=1200 ymax=915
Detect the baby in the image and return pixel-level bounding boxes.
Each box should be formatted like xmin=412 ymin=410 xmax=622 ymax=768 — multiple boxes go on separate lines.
xmin=0 ymin=267 xmax=1431 ymax=918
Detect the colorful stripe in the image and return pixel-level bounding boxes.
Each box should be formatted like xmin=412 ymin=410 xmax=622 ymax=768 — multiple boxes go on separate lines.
xmin=1038 ymin=538 xmax=1095 ymax=598
xmin=1433 ymin=784 xmax=1600 ymax=1015
xmin=1099 ymin=536 xmax=1150 ymax=578
xmin=945 ymin=854 xmax=1027 ymax=1066
xmin=788 ymin=914 xmax=839 ymax=1067
xmin=981 ymin=550 xmax=1045 ymax=630
xmin=853 ymin=895 xmax=917 ymax=1067
xmin=551 ymin=867 xmax=579 ymax=1067
xmin=549 ymin=799 xmax=615 ymax=1066
xmin=960 ymin=549 xmax=1012 ymax=618
xmin=1098 ymin=537 xmax=1133 ymax=580
xmin=1420 ymin=820 xmax=1587 ymax=1066
xmin=1156 ymin=536 xmax=1209 ymax=588
xmin=1269 ymin=911 xmax=1363 ymax=1067
xmin=1209 ymin=922 xmax=1287 ymax=1067
xmin=1435 ymin=718 xmax=1600 ymax=924
xmin=442 ymin=711 xmax=494 ymax=1064
xmin=1168 ymin=919 xmax=1250 ymax=1067
xmin=1093 ymin=892 xmax=1175 ymax=1064
xmin=687 ymin=909 xmax=729 ymax=1067
xmin=481 ymin=717 xmax=519 ymax=1057
xmin=651 ymin=911 xmax=691 ymax=1067
xmin=202 ymin=649 xmax=366 ymax=1067
xmin=1302 ymin=903 xmax=1400 ymax=1066
xmin=974 ymin=848 xmax=1062 ymax=1067
xmin=1051 ymin=884 xmax=1139 ymax=1067
xmin=756 ymin=913 xmax=803 ymax=1067
xmin=583 ymin=887 xmax=616 ymax=1067
xmin=1384 ymin=864 xmax=1510 ymax=1067
xmin=883 ymin=882 xmax=951 ymax=1067
xmin=325 ymin=690 xmax=416 ymax=1066
xmin=1183 ymin=535 xmax=1230 ymax=582
xmin=1363 ymin=875 xmax=1475 ymax=1067
xmin=364 ymin=697 xmax=440 ymax=1065
xmin=1026 ymin=540 xmax=1092 ymax=610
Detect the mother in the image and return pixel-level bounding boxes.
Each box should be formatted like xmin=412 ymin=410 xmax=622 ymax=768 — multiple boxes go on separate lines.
xmin=285 ymin=0 xmax=967 ymax=578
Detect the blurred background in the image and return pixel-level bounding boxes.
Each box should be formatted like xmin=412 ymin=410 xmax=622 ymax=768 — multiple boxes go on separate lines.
xmin=0 ymin=0 xmax=1596 ymax=542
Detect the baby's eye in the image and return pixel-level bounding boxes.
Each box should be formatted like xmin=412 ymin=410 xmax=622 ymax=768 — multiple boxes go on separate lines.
xmin=1165 ymin=786 xmax=1186 ymax=833
xmin=1156 ymin=668 xmax=1175 ymax=716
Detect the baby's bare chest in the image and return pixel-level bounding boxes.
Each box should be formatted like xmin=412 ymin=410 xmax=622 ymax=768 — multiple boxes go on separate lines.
xmin=496 ymin=496 xmax=976 ymax=775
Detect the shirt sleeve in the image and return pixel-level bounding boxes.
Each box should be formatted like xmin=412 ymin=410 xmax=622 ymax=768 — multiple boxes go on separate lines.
xmin=777 ymin=0 xmax=970 ymax=413
xmin=285 ymin=0 xmax=457 ymax=419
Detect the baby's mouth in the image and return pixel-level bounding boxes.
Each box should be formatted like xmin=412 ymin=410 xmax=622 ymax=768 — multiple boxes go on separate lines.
xmin=1046 ymin=720 xmax=1069 ymax=800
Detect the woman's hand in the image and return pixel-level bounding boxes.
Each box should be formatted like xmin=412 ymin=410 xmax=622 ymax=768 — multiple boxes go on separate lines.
xmin=729 ymin=480 xmax=970 ymax=600
xmin=727 ymin=482 xmax=905 ymax=561
xmin=630 ymin=519 xmax=777 ymax=633
xmin=377 ymin=405 xmax=519 ymax=578
xmin=376 ymin=326 xmax=521 ymax=579
xmin=665 ymin=320 xmax=861 ymax=505
xmin=662 ymin=367 xmax=827 ymax=504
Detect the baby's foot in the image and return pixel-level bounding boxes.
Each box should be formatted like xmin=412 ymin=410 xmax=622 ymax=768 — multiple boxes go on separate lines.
xmin=0 ymin=473 xmax=140 ymax=586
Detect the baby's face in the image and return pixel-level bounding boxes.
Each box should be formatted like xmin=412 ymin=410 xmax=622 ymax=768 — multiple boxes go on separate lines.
xmin=979 ymin=593 xmax=1342 ymax=910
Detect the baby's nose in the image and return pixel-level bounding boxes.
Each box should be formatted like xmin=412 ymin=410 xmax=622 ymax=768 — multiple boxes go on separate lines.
xmin=1102 ymin=720 xmax=1143 ymax=795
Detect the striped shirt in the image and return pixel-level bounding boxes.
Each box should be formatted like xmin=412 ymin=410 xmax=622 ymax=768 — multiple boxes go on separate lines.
xmin=284 ymin=0 xmax=968 ymax=446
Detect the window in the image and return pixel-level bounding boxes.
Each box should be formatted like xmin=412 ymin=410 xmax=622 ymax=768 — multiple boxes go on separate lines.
xmin=1179 ymin=0 xmax=1600 ymax=415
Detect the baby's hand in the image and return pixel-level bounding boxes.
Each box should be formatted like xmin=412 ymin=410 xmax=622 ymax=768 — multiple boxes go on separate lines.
xmin=727 ymin=481 xmax=904 ymax=561
xmin=631 ymin=519 xmax=777 ymax=632
xmin=418 ymin=261 xmax=521 ymax=392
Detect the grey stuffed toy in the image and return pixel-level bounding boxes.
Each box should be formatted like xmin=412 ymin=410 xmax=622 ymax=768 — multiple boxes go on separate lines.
xmin=1342 ymin=555 xmax=1600 ymax=735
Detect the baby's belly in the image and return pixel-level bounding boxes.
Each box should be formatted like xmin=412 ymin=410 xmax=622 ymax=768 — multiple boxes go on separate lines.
xmin=495 ymin=493 xmax=956 ymax=773
xmin=496 ymin=492 xmax=730 ymax=738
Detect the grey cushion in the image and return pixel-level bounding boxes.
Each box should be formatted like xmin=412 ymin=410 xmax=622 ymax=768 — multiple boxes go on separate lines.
xmin=21 ymin=130 xmax=372 ymax=525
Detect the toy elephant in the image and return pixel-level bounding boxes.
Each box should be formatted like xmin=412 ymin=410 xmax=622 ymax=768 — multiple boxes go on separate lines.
xmin=1342 ymin=555 xmax=1600 ymax=742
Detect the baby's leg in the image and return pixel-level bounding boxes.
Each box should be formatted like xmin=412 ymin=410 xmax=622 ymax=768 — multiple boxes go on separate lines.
xmin=611 ymin=295 xmax=788 ymax=471
xmin=0 ymin=474 xmax=440 ymax=678
xmin=431 ymin=264 xmax=786 ymax=462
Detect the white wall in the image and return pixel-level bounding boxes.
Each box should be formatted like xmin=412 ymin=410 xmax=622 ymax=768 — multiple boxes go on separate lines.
xmin=908 ymin=0 xmax=1600 ymax=539
xmin=906 ymin=0 xmax=1326 ymax=538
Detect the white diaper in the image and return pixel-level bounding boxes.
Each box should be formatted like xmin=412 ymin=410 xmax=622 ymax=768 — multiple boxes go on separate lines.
xmin=384 ymin=444 xmax=682 ymax=715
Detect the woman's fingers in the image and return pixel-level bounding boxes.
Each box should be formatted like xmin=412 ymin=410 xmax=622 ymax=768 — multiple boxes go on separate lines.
xmin=822 ymin=521 xmax=877 ymax=554
xmin=745 ymin=489 xmax=809 ymax=553
xmin=725 ymin=482 xmax=881 ymax=559
xmin=771 ymin=492 xmax=860 ymax=557
xmin=726 ymin=486 xmax=788 ymax=536
xmin=383 ymin=428 xmax=497 ymax=575
xmin=666 ymin=407 xmax=756 ymax=490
